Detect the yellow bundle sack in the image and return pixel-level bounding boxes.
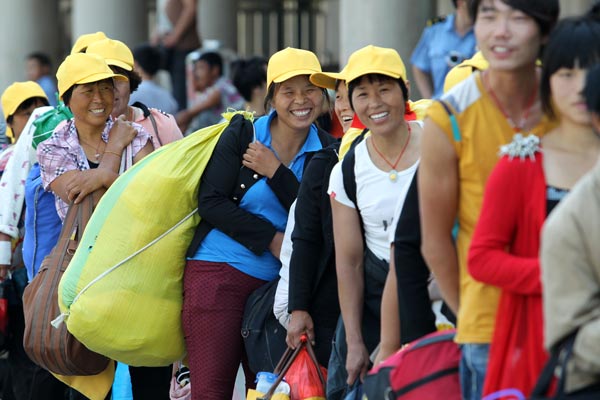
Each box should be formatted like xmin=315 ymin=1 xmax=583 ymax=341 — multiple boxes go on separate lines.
xmin=58 ymin=111 xmax=254 ymax=366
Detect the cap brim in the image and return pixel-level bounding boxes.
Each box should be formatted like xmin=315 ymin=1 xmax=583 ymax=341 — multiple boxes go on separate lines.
xmin=59 ymin=73 xmax=128 ymax=98
xmin=77 ymin=72 xmax=128 ymax=86
xmin=346 ymin=69 xmax=402 ymax=84
xmin=105 ymin=59 xmax=133 ymax=71
xmin=310 ymin=71 xmax=344 ymax=90
xmin=272 ymin=69 xmax=322 ymax=87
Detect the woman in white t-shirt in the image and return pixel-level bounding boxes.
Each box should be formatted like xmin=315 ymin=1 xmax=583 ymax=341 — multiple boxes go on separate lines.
xmin=327 ymin=45 xmax=422 ymax=389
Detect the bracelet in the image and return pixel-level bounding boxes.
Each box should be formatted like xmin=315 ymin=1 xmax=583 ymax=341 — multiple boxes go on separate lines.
xmin=104 ymin=150 xmax=122 ymax=158
xmin=0 ymin=240 xmax=12 ymax=265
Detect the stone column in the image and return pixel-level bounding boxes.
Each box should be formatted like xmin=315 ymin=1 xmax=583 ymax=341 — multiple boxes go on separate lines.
xmin=339 ymin=0 xmax=435 ymax=98
xmin=0 ymin=0 xmax=61 ymax=91
xmin=559 ymin=0 xmax=594 ymax=17
xmin=71 ymin=0 xmax=148 ymax=50
xmin=198 ymin=0 xmax=238 ymax=50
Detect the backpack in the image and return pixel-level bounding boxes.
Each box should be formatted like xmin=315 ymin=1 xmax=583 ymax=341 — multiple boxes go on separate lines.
xmin=362 ymin=329 xmax=461 ymax=400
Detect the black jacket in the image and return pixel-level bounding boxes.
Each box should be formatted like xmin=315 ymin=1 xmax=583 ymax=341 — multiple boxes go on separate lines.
xmin=394 ymin=171 xmax=441 ymax=344
xmin=187 ymin=114 xmax=335 ymax=257
xmin=288 ymin=143 xmax=340 ymax=319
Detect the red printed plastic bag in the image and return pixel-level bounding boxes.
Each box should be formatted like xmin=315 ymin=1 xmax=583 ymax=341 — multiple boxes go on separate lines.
xmin=284 ymin=341 xmax=327 ymax=400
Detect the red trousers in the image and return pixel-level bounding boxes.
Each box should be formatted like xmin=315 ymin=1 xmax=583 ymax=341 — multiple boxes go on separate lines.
xmin=182 ymin=260 xmax=266 ymax=400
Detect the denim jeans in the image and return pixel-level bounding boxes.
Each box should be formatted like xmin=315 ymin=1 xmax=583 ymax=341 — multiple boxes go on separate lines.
xmin=459 ymin=343 xmax=490 ymax=400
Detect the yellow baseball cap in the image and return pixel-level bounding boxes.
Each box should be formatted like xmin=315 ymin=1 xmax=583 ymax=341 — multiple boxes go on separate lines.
xmin=310 ymin=65 xmax=349 ymax=90
xmin=266 ymin=47 xmax=322 ymax=90
xmin=71 ymin=31 xmax=108 ymax=54
xmin=443 ymin=51 xmax=489 ymax=93
xmin=86 ymin=38 xmax=134 ymax=71
xmin=331 ymin=45 xmax=407 ymax=86
xmin=56 ymin=53 xmax=127 ymax=99
xmin=1 ymin=81 xmax=48 ymax=139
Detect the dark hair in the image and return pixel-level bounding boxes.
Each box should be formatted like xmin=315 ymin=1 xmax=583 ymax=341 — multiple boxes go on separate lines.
xmin=27 ymin=52 xmax=52 ymax=68
xmin=62 ymin=79 xmax=115 ymax=106
xmin=196 ymin=52 xmax=223 ymax=77
xmin=452 ymin=0 xmax=458 ymax=8
xmin=232 ymin=57 xmax=267 ymax=102
xmin=132 ymin=44 xmax=162 ymax=76
xmin=110 ymin=65 xmax=142 ymax=93
xmin=347 ymin=74 xmax=409 ymax=111
xmin=585 ymin=64 xmax=600 ymax=115
xmin=263 ymin=76 xmax=329 ymax=114
xmin=469 ymin=0 xmax=559 ymax=36
xmin=5 ymin=96 xmax=49 ymax=123
xmin=541 ymin=15 xmax=600 ymax=118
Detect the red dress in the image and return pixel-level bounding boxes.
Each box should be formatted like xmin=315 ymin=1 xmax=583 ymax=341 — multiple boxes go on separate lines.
xmin=468 ymin=150 xmax=548 ymax=397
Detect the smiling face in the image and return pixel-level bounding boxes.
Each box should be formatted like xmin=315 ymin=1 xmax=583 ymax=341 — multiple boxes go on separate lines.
xmin=69 ymin=79 xmax=114 ymax=128
xmin=550 ymin=65 xmax=592 ymax=127
xmin=334 ymin=81 xmax=354 ymax=133
xmin=475 ymin=0 xmax=542 ymax=72
xmin=350 ymin=75 xmax=406 ymax=137
xmin=271 ymin=75 xmax=324 ymax=133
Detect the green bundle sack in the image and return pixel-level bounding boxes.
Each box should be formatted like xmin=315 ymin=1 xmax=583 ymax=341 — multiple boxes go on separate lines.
xmin=32 ymin=101 xmax=73 ymax=149
xmin=57 ymin=111 xmax=254 ymax=366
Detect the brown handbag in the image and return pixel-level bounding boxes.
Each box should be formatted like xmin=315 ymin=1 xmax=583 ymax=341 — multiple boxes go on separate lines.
xmin=22 ymin=195 xmax=111 ymax=376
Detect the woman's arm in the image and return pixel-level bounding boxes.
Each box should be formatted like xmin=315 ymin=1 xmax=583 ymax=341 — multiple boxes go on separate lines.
xmin=468 ymin=157 xmax=541 ymax=295
xmin=287 ymin=153 xmax=331 ymax=348
xmin=197 ymin=115 xmax=279 ymax=255
xmin=375 ymin=244 xmax=401 ymax=365
xmin=419 ymin=119 xmax=460 ymax=314
xmin=331 ymin=197 xmax=369 ymax=384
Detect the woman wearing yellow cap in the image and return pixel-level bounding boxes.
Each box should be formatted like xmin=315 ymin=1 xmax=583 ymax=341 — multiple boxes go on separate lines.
xmin=37 ymin=52 xmax=153 ymax=221
xmin=0 ymin=81 xmax=49 ymax=279
xmin=325 ymin=45 xmax=423 ymax=394
xmin=86 ymin=38 xmax=183 ymax=149
xmin=0 ymin=81 xmax=49 ymax=400
xmin=183 ymin=47 xmax=335 ymax=399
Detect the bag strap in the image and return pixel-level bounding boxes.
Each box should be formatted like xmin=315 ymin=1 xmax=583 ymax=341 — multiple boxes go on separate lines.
xmin=260 ymin=336 xmax=326 ymax=400
xmin=438 ymin=100 xmax=461 ymax=142
xmin=54 ymin=195 xmax=94 ymax=270
xmin=131 ymin=101 xmax=162 ymax=146
xmin=341 ymin=128 xmax=368 ymax=212
xmin=531 ymin=330 xmax=578 ymax=396
xmin=259 ymin=345 xmax=303 ymax=400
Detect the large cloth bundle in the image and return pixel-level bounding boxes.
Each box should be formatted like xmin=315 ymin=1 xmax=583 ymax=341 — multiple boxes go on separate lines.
xmin=58 ymin=111 xmax=254 ymax=366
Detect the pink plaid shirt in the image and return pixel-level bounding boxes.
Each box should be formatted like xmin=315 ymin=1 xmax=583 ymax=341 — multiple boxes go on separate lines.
xmin=37 ymin=117 xmax=151 ymax=220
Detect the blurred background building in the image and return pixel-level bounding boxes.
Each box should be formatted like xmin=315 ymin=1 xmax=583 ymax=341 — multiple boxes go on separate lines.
xmin=0 ymin=0 xmax=595 ymax=99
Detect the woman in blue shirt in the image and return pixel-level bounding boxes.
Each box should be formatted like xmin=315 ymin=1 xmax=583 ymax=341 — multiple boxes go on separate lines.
xmin=182 ymin=47 xmax=334 ymax=399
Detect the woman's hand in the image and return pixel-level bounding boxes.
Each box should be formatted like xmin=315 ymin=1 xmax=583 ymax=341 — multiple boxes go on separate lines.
xmin=286 ymin=310 xmax=315 ymax=349
xmin=107 ymin=115 xmax=137 ymax=151
xmin=242 ymin=142 xmax=281 ymax=179
xmin=65 ymin=169 xmax=111 ymax=204
xmin=346 ymin=340 xmax=371 ymax=385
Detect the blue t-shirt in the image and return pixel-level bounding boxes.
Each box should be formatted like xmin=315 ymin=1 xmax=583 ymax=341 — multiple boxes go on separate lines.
xmin=190 ymin=111 xmax=323 ymax=281
xmin=23 ymin=163 xmax=62 ymax=281
xmin=410 ymin=13 xmax=476 ymax=99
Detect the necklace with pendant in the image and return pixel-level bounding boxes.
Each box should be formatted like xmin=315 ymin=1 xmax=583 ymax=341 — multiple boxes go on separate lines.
xmin=484 ymin=71 xmax=537 ymax=134
xmin=80 ymin=137 xmax=104 ymax=161
xmin=370 ymin=122 xmax=412 ymax=182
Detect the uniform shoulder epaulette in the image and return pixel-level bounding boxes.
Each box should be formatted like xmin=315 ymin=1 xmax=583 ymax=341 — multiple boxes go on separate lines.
xmin=427 ymin=14 xmax=447 ymax=27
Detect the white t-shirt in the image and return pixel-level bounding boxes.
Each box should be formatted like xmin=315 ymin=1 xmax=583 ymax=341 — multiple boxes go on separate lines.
xmin=273 ymin=201 xmax=296 ymax=329
xmin=328 ymin=138 xmax=419 ymax=262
